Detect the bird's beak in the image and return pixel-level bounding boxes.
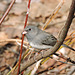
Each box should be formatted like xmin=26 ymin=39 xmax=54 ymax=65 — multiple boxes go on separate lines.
xmin=22 ymin=31 xmax=27 ymax=34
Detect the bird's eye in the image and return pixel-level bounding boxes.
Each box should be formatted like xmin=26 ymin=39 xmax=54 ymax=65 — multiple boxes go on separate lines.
xmin=29 ymin=28 xmax=31 ymax=31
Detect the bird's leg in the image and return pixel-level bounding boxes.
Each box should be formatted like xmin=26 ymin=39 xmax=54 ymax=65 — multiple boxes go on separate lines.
xmin=28 ymin=47 xmax=35 ymax=61
xmin=41 ymin=51 xmax=44 ymax=58
xmin=40 ymin=50 xmax=45 ymax=58
xmin=40 ymin=49 xmax=48 ymax=58
xmin=33 ymin=50 xmax=45 ymax=62
xmin=33 ymin=49 xmax=42 ymax=62
xmin=33 ymin=52 xmax=39 ymax=62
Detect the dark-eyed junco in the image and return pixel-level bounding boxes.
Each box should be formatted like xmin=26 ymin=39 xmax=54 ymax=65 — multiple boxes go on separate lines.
xmin=22 ymin=25 xmax=75 ymax=51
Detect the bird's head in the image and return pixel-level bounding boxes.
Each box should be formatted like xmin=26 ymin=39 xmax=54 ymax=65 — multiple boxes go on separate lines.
xmin=22 ymin=25 xmax=39 ymax=40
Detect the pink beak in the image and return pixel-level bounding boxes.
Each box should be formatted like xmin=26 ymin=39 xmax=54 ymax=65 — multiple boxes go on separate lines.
xmin=22 ymin=31 xmax=27 ymax=34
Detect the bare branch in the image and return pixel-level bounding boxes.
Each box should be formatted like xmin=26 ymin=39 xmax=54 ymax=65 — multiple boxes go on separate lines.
xmin=0 ymin=0 xmax=16 ymax=25
xmin=0 ymin=39 xmax=28 ymax=44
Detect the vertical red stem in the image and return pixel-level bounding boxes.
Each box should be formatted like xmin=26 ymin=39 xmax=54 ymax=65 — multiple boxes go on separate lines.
xmin=24 ymin=0 xmax=31 ymax=28
xmin=17 ymin=0 xmax=31 ymax=75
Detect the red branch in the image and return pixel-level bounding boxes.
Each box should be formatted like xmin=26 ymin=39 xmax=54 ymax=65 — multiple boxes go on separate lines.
xmin=17 ymin=0 xmax=31 ymax=75
xmin=0 ymin=0 xmax=16 ymax=25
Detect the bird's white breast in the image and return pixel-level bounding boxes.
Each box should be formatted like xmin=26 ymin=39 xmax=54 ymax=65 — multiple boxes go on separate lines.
xmin=30 ymin=42 xmax=53 ymax=49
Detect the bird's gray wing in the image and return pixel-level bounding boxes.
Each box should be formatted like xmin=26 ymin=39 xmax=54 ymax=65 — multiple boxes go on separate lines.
xmin=41 ymin=32 xmax=57 ymax=46
xmin=33 ymin=31 xmax=57 ymax=46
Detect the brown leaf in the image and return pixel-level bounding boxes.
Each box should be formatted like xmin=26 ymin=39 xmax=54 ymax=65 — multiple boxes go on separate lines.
xmin=0 ymin=32 xmax=8 ymax=46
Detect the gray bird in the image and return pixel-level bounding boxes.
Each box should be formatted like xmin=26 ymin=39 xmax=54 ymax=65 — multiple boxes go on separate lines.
xmin=22 ymin=25 xmax=75 ymax=51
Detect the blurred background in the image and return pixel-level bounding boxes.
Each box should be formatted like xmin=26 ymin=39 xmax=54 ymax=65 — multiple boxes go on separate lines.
xmin=0 ymin=0 xmax=75 ymax=75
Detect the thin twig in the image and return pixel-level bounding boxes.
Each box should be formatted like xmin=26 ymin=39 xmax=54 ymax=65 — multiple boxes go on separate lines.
xmin=67 ymin=66 xmax=75 ymax=75
xmin=36 ymin=53 xmax=75 ymax=75
xmin=55 ymin=60 xmax=75 ymax=66
xmin=17 ymin=0 xmax=31 ymax=75
xmin=43 ymin=0 xmax=64 ymax=30
xmin=35 ymin=60 xmax=69 ymax=75
xmin=0 ymin=39 xmax=28 ymax=44
xmin=48 ymin=65 xmax=70 ymax=74
xmin=6 ymin=49 xmax=30 ymax=75
xmin=54 ymin=53 xmax=75 ymax=64
xmin=0 ymin=0 xmax=16 ymax=25
xmin=31 ymin=60 xmax=42 ymax=75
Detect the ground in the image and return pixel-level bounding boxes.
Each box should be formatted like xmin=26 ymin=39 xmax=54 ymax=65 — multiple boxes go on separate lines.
xmin=0 ymin=0 xmax=75 ymax=75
